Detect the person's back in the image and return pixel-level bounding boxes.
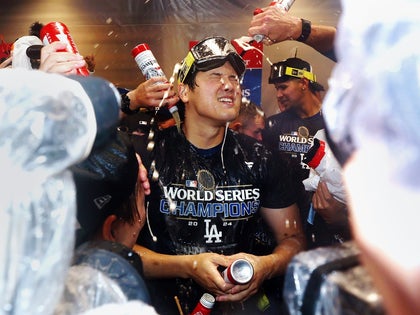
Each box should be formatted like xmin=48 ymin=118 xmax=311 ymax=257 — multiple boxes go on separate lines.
xmin=322 ymin=2 xmax=420 ymax=314
xmin=64 ymin=132 xmax=152 ymax=311
xmin=73 ymin=240 xmax=150 ymax=302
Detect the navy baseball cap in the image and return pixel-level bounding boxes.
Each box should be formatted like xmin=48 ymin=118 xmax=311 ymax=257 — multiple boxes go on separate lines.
xmin=72 ymin=133 xmax=138 ymax=245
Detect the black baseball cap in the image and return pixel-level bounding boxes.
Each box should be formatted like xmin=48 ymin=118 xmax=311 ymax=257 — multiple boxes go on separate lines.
xmin=72 ymin=133 xmax=139 ymax=245
xmin=269 ymin=57 xmax=324 ymax=91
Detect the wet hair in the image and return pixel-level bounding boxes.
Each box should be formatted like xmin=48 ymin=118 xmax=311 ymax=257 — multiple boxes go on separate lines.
xmin=72 ymin=132 xmax=140 ymax=245
xmin=183 ymin=67 xmax=199 ymax=90
xmin=116 ymin=192 xmax=140 ymax=226
xmin=236 ymin=100 xmax=265 ymax=128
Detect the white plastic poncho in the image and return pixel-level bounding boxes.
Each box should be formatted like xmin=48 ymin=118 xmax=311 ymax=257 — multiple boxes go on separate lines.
xmin=0 ymin=68 xmax=102 ymax=315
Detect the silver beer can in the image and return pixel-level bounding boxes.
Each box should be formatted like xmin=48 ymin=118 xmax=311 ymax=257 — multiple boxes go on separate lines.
xmin=222 ymin=258 xmax=254 ymax=284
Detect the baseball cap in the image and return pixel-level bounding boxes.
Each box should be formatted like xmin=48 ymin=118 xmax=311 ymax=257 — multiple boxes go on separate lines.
xmin=268 ymin=57 xmax=324 ymax=91
xmin=72 ymin=133 xmax=139 ymax=246
xmin=178 ymin=36 xmax=246 ymax=84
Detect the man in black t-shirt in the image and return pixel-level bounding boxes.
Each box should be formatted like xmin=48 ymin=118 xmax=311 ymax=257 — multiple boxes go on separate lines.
xmin=132 ymin=36 xmax=306 ymax=315
xmin=263 ymin=57 xmax=351 ymax=250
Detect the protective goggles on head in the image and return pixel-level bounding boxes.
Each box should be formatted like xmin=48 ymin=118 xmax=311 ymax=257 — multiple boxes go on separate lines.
xmin=178 ymin=36 xmax=246 ymax=83
xmin=269 ymin=63 xmax=317 ymax=84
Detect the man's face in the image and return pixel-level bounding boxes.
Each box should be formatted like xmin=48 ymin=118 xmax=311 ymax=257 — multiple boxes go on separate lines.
xmin=182 ymin=61 xmax=242 ymax=125
xmin=274 ymin=78 xmax=304 ymax=112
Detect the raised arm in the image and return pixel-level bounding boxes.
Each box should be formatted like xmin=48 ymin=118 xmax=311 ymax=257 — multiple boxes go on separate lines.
xmin=248 ymin=5 xmax=337 ymax=61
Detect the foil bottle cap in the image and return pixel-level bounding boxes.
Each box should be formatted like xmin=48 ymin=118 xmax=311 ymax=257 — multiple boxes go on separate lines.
xmin=199 ymin=293 xmax=215 ymax=309
xmin=131 ymin=43 xmax=151 ymax=58
xmin=131 ymin=43 xmax=166 ymax=80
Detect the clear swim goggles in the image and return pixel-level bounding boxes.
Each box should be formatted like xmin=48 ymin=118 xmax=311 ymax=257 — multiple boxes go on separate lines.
xmin=178 ymin=36 xmax=246 ymax=83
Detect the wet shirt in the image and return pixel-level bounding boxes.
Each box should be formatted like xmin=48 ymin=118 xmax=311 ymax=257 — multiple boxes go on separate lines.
xmin=263 ymin=109 xmax=325 ymax=183
xmin=136 ymin=127 xmax=295 ymax=314
xmin=139 ymin=127 xmax=295 ymax=255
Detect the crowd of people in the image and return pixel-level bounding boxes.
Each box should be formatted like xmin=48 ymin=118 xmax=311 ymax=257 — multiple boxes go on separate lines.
xmin=1 ymin=1 xmax=419 ymax=315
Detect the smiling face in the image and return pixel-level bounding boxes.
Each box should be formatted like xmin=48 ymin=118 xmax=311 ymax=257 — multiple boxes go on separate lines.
xmin=179 ymin=61 xmax=242 ymax=127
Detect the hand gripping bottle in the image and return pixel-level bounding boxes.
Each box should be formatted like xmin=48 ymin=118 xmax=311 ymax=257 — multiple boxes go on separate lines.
xmin=189 ymin=293 xmax=215 ymax=315
xmin=40 ymin=21 xmax=90 ymax=76
xmin=131 ymin=43 xmax=181 ymax=132
xmin=253 ymin=0 xmax=296 ymax=42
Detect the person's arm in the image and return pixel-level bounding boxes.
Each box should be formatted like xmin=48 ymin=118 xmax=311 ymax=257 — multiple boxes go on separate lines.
xmin=259 ymin=204 xmax=306 ymax=276
xmin=0 ymin=56 xmax=12 ymax=69
xmin=301 ymin=24 xmax=337 ymax=61
xmin=248 ymin=5 xmax=337 ymax=61
xmin=133 ymin=245 xmax=233 ymax=296
xmin=312 ymin=181 xmax=351 ymax=240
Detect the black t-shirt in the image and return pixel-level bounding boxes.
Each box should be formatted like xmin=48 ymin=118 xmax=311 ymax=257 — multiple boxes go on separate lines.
xmin=136 ymin=127 xmax=296 ymax=314
xmin=263 ymin=110 xmax=325 ymax=183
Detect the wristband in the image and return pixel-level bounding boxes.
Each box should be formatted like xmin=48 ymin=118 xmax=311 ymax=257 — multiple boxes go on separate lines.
xmin=120 ymin=93 xmax=139 ymax=115
xmin=297 ymin=19 xmax=311 ymax=42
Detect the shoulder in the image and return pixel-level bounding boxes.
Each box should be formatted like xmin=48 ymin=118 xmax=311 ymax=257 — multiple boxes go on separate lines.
xmin=73 ymin=240 xmax=151 ymax=302
xmin=74 ymin=240 xmax=144 ymax=279
xmin=228 ymin=130 xmax=269 ymax=154
xmin=265 ymin=111 xmax=298 ymax=132
xmin=227 ymin=131 xmax=279 ymax=173
xmin=267 ymin=110 xmax=296 ymax=123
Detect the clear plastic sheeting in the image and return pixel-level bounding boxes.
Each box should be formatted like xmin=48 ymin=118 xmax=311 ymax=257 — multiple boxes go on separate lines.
xmin=283 ymin=242 xmax=385 ymax=315
xmin=54 ymin=265 xmax=128 ymax=315
xmin=54 ymin=265 xmax=158 ymax=315
xmin=323 ymin=0 xmax=420 ymax=185
xmin=0 ymin=69 xmax=99 ymax=315
xmin=80 ymin=301 xmax=158 ymax=315
xmin=322 ymin=0 xmax=420 ymax=270
xmin=71 ymin=241 xmax=151 ymax=303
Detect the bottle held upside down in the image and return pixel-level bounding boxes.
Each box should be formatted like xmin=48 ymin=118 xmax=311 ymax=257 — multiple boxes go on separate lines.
xmin=253 ymin=0 xmax=296 ymax=42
